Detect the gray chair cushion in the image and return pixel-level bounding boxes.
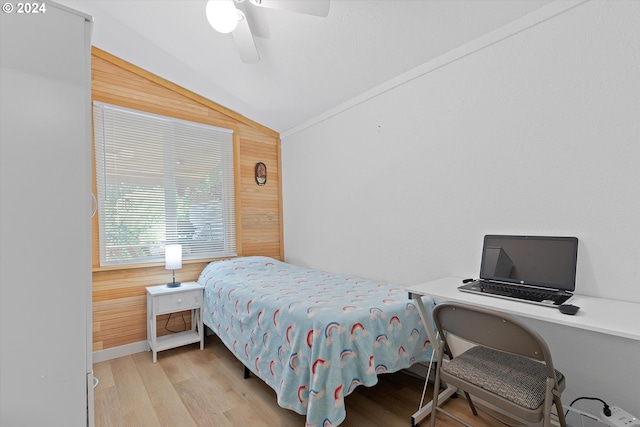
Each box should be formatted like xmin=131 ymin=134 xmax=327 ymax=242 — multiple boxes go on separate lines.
xmin=443 ymin=345 xmax=564 ymax=410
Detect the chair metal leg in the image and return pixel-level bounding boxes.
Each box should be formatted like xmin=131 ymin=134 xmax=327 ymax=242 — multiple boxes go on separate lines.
xmin=543 ymin=378 xmax=555 ymax=427
xmin=430 ymin=359 xmax=443 ymax=427
xmin=410 ymin=384 xmax=457 ymax=426
xmin=554 ymin=394 xmax=568 ymax=427
xmin=462 ymin=391 xmax=478 ymax=416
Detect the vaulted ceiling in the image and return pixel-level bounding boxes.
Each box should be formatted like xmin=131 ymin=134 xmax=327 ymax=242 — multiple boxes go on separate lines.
xmin=56 ymin=0 xmax=552 ymax=135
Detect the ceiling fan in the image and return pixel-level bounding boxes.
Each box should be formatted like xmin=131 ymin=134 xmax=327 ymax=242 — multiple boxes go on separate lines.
xmin=206 ymin=0 xmax=330 ymax=63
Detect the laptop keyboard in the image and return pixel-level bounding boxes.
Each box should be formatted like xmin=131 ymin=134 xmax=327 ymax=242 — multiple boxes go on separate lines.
xmin=479 ymin=281 xmax=571 ymax=305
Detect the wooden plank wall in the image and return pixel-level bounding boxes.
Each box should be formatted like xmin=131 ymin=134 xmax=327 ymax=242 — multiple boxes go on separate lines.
xmin=91 ymin=48 xmax=283 ymax=351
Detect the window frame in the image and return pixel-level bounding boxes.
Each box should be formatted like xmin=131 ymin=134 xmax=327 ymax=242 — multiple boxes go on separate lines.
xmin=92 ymin=101 xmax=237 ymax=267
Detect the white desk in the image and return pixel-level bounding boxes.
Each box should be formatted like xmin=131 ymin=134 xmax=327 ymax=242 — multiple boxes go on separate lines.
xmin=405 ymin=276 xmax=640 ymax=426
xmin=407 ymin=276 xmax=640 ymax=341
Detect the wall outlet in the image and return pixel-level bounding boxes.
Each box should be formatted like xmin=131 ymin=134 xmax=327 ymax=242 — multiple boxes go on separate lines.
xmin=600 ymin=406 xmax=640 ymax=427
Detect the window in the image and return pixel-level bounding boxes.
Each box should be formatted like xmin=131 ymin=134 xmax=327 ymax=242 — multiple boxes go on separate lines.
xmin=93 ymin=102 xmax=236 ymax=266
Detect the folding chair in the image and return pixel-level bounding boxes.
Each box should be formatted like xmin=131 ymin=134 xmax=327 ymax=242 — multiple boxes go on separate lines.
xmin=430 ymin=302 xmax=567 ymax=427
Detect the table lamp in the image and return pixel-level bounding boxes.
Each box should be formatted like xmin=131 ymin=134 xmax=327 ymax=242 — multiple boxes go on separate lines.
xmin=165 ymin=244 xmax=182 ymax=287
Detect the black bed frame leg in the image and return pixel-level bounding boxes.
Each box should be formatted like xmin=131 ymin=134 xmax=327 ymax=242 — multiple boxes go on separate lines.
xmin=243 ymin=365 xmax=250 ymax=379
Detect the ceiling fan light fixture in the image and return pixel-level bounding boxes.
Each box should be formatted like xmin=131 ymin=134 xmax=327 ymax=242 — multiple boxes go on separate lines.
xmin=206 ymin=0 xmax=239 ymax=34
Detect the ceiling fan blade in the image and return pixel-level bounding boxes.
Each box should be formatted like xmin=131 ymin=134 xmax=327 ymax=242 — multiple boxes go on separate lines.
xmin=251 ymin=0 xmax=330 ymax=17
xmin=237 ymin=1 xmax=270 ymax=39
xmin=232 ymin=11 xmax=260 ymax=63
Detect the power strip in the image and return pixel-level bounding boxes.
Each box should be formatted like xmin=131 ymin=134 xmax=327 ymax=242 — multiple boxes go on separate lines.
xmin=600 ymin=406 xmax=640 ymax=427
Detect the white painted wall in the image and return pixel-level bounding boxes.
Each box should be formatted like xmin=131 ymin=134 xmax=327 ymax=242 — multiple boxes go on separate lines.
xmin=282 ymin=0 xmax=640 ymax=415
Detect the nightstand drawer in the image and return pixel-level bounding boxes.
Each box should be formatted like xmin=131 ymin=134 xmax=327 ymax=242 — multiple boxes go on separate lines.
xmin=157 ymin=289 xmax=202 ymax=313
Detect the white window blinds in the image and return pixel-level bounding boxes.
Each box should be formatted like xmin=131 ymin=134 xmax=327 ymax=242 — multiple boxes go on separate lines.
xmin=93 ymin=102 xmax=236 ymax=266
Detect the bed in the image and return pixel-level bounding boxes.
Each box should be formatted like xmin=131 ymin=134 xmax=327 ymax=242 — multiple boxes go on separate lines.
xmin=197 ymin=256 xmax=435 ymax=427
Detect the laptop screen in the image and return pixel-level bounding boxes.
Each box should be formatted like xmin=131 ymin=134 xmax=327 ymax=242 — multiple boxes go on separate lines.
xmin=479 ymin=235 xmax=579 ymax=292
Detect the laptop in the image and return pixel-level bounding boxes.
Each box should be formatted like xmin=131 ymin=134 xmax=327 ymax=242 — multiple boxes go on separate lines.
xmin=458 ymin=235 xmax=578 ymax=307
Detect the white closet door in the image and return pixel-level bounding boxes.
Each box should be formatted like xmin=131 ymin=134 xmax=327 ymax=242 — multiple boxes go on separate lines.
xmin=0 ymin=3 xmax=92 ymax=426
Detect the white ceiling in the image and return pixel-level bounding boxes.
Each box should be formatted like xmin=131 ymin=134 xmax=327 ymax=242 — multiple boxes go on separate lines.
xmin=56 ymin=0 xmax=552 ymax=135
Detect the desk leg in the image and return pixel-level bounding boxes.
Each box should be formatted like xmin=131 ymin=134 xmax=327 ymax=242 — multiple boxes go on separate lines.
xmin=411 ymin=386 xmax=457 ymax=426
xmin=409 ymin=294 xmax=457 ymax=426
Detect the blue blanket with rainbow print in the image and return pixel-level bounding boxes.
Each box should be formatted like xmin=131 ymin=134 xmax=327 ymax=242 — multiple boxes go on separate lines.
xmin=198 ymin=256 xmax=434 ymax=427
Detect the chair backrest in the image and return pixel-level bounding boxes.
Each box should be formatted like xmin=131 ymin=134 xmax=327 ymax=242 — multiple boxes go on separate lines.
xmin=433 ymin=302 xmax=556 ymax=374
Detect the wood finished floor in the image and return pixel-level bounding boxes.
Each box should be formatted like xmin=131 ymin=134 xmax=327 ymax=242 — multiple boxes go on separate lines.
xmin=93 ymin=335 xmax=504 ymax=427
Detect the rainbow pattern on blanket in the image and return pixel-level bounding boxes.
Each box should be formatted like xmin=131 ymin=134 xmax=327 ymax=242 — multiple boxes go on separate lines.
xmin=199 ymin=256 xmax=434 ymax=427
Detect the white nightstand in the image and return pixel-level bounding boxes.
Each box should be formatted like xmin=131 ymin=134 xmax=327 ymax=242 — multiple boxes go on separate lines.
xmin=146 ymin=281 xmax=204 ymax=363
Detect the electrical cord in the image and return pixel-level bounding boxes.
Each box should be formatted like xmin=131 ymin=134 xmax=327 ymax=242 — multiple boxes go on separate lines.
xmin=566 ymin=396 xmax=612 ymax=418
xmin=164 ymin=311 xmax=187 ymax=333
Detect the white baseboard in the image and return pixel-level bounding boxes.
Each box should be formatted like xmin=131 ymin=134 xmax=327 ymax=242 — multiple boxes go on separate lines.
xmin=92 ymin=326 xmax=214 ymax=364
xmin=92 ymin=340 xmax=148 ymax=364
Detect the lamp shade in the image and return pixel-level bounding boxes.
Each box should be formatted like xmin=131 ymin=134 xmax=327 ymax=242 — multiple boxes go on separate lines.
xmin=165 ymin=244 xmax=182 ymax=270
xmin=206 ymin=0 xmax=239 ymax=34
